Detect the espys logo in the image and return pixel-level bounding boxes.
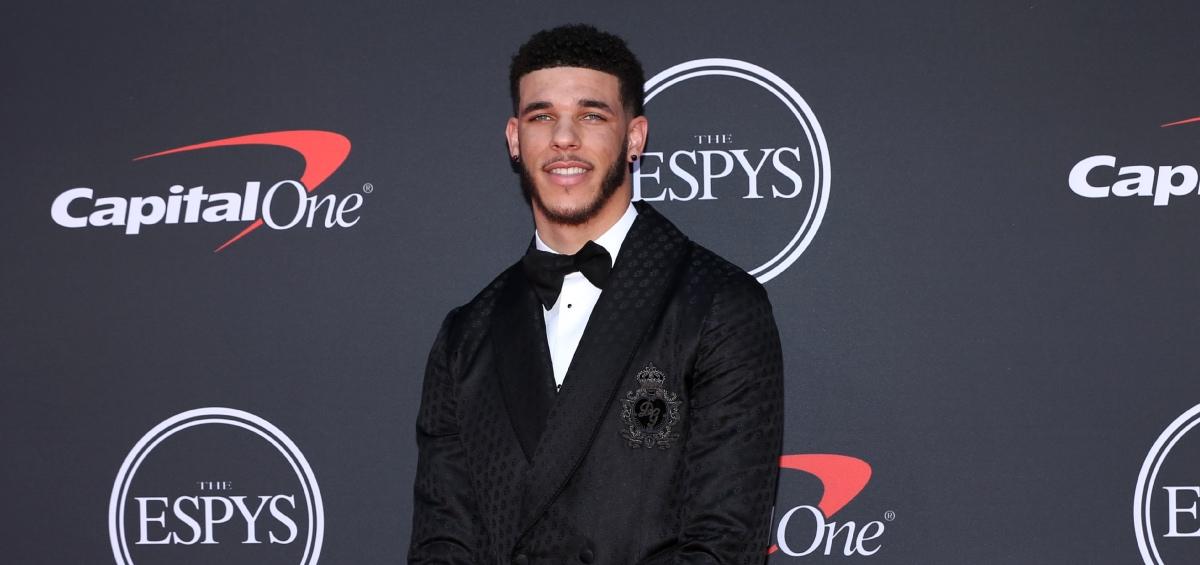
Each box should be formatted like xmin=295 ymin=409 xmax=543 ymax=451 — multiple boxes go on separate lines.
xmin=1135 ymin=403 xmax=1200 ymax=565
xmin=51 ymin=130 xmax=361 ymax=252
xmin=637 ymin=59 xmax=830 ymax=284
xmin=1070 ymin=116 xmax=1200 ymax=206
xmin=771 ymin=454 xmax=893 ymax=558
xmin=109 ymin=407 xmax=323 ymax=565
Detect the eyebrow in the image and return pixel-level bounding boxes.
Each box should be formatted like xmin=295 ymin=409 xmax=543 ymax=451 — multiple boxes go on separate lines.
xmin=578 ymin=99 xmax=615 ymax=113
xmin=519 ymin=98 xmax=617 ymax=117
xmin=519 ymin=101 xmax=552 ymax=116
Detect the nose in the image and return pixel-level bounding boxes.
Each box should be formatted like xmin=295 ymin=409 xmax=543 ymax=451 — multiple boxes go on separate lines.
xmin=551 ymin=118 xmax=580 ymax=151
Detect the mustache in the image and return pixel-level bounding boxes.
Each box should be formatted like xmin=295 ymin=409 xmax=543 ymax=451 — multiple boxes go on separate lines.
xmin=540 ymin=154 xmax=594 ymax=169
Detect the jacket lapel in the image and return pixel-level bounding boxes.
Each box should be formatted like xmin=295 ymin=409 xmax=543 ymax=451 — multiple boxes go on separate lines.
xmin=516 ymin=203 xmax=692 ymax=538
xmin=492 ymin=264 xmax=558 ymax=462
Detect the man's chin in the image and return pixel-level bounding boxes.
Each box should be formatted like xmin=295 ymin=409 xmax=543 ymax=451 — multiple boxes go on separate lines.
xmin=536 ymin=202 xmax=596 ymax=227
xmin=522 ymin=151 xmax=627 ymax=227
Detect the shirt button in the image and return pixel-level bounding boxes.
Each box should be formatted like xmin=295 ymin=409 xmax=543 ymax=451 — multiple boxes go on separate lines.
xmin=514 ymin=554 xmax=529 ymax=565
xmin=579 ymin=548 xmax=594 ymax=563
xmin=567 ymin=303 xmax=573 ymax=308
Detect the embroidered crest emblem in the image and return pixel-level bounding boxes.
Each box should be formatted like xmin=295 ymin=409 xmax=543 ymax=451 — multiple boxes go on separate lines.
xmin=620 ymin=363 xmax=681 ymax=449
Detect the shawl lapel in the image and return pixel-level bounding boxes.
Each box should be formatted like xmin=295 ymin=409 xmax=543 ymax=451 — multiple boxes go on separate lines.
xmin=492 ymin=264 xmax=559 ymax=462
xmin=515 ymin=203 xmax=691 ymax=539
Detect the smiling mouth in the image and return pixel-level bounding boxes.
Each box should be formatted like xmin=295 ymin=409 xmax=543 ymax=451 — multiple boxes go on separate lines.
xmin=543 ymin=157 xmax=593 ymax=178
xmin=549 ymin=166 xmax=588 ymax=176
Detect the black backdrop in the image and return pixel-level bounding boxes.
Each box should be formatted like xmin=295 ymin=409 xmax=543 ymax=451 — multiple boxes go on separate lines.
xmin=5 ymin=2 xmax=1200 ymax=563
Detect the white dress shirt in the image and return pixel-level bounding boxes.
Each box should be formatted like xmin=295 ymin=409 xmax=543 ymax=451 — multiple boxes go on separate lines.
xmin=534 ymin=202 xmax=638 ymax=390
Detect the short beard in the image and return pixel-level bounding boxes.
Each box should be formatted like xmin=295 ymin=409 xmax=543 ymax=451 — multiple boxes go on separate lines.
xmin=519 ymin=143 xmax=628 ymax=226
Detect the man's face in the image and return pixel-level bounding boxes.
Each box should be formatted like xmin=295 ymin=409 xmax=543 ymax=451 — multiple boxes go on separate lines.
xmin=506 ymin=67 xmax=647 ymax=226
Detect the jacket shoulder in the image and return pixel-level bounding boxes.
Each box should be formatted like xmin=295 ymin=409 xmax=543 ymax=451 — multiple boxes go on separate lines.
xmin=683 ymin=241 xmax=769 ymax=304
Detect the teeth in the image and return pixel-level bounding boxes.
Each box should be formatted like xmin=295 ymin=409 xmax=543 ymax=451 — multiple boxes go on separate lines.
xmin=550 ymin=167 xmax=586 ymax=175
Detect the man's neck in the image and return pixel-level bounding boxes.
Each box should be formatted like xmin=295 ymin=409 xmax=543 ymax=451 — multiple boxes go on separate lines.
xmin=533 ymin=193 xmax=633 ymax=255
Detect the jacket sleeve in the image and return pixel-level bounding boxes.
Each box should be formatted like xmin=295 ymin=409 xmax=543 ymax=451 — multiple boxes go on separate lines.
xmin=642 ymin=275 xmax=785 ymax=565
xmin=408 ymin=310 xmax=485 ymax=565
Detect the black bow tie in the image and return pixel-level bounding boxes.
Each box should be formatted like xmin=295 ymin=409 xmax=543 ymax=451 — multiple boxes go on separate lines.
xmin=521 ymin=240 xmax=613 ymax=309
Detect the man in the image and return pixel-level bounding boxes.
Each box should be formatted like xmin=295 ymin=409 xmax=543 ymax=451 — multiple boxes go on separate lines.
xmin=409 ymin=24 xmax=784 ymax=565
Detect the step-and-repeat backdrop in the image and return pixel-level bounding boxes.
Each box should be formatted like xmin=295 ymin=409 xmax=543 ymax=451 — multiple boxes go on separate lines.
xmin=5 ymin=2 xmax=1200 ymax=563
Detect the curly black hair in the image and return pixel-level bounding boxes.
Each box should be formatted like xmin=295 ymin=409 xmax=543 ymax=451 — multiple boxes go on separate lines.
xmin=509 ymin=24 xmax=645 ymax=117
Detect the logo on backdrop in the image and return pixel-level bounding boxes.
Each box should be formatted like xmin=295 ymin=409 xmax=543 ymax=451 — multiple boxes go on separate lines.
xmin=1069 ymin=116 xmax=1200 ymax=206
xmin=770 ymin=454 xmax=894 ymax=558
xmin=51 ymin=130 xmax=363 ymax=252
xmin=1135 ymin=402 xmax=1200 ymax=565
xmin=109 ymin=407 xmax=324 ymax=565
xmin=637 ymin=59 xmax=830 ymax=283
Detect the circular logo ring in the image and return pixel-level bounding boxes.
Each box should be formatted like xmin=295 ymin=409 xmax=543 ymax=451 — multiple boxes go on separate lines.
xmin=108 ymin=407 xmax=324 ymax=565
xmin=644 ymin=58 xmax=831 ymax=283
xmin=1134 ymin=402 xmax=1200 ymax=565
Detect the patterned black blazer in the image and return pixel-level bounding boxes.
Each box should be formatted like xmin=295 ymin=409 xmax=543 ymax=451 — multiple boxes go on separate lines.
xmin=409 ymin=202 xmax=784 ymax=565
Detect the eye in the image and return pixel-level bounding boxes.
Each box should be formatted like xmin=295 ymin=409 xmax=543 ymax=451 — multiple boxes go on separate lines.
xmin=581 ymin=113 xmax=606 ymax=121
xmin=529 ymin=114 xmax=553 ymax=122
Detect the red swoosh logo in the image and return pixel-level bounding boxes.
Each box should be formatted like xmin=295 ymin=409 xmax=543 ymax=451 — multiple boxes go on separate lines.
xmin=1161 ymin=116 xmax=1200 ymax=128
xmin=767 ymin=454 xmax=872 ymax=555
xmin=133 ymin=130 xmax=351 ymax=252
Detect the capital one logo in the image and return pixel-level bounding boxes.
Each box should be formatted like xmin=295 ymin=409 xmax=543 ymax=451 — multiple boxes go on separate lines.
xmin=771 ymin=454 xmax=892 ymax=558
xmin=51 ymin=130 xmax=359 ymax=252
xmin=637 ymin=59 xmax=830 ymax=283
xmin=109 ymin=407 xmax=324 ymax=565
xmin=1135 ymin=403 xmax=1200 ymax=564
xmin=1069 ymin=116 xmax=1200 ymax=206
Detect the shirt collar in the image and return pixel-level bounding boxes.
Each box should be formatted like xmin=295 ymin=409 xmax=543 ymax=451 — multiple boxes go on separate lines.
xmin=534 ymin=201 xmax=638 ymax=266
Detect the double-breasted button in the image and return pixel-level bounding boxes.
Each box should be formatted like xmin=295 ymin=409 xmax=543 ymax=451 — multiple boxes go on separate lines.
xmin=579 ymin=548 xmax=594 ymax=564
xmin=513 ymin=553 xmax=529 ymax=565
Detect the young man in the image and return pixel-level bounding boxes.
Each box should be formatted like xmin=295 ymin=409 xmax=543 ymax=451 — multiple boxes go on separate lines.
xmin=409 ymin=24 xmax=784 ymax=565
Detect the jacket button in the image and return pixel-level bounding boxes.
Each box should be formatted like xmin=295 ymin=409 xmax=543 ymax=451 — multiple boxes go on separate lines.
xmin=513 ymin=554 xmax=528 ymax=565
xmin=579 ymin=548 xmax=594 ymax=563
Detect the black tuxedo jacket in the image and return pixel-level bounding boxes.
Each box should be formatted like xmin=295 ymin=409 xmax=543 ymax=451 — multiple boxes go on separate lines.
xmin=409 ymin=203 xmax=784 ymax=565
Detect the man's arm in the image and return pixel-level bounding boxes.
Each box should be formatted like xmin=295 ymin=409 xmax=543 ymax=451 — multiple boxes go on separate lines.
xmin=644 ymin=275 xmax=785 ymax=565
xmin=408 ymin=310 xmax=484 ymax=564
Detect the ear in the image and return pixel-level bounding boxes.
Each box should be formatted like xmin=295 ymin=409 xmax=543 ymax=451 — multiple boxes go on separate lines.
xmin=626 ymin=115 xmax=648 ymax=158
xmin=505 ymin=117 xmax=520 ymax=159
